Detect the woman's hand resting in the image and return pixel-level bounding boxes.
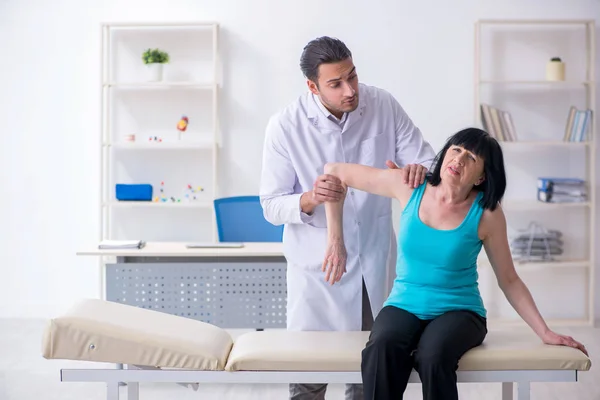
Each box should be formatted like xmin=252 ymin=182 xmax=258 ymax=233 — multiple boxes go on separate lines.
xmin=541 ymin=330 xmax=588 ymax=356
xmin=322 ymin=239 xmax=347 ymax=285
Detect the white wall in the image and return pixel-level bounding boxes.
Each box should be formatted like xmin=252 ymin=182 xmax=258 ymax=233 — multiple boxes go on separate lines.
xmin=0 ymin=0 xmax=598 ymax=321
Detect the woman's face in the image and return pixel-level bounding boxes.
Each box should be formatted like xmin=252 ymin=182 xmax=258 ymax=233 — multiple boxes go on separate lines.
xmin=441 ymin=145 xmax=485 ymax=187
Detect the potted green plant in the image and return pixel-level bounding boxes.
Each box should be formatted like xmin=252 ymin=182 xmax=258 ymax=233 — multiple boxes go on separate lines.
xmin=142 ymin=48 xmax=170 ymax=81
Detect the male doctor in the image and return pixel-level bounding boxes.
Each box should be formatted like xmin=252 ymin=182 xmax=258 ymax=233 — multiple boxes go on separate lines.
xmin=259 ymin=36 xmax=436 ymax=400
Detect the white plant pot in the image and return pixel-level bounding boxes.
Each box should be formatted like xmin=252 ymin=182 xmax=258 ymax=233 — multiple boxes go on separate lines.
xmin=146 ymin=63 xmax=164 ymax=82
xmin=546 ymin=61 xmax=565 ymax=81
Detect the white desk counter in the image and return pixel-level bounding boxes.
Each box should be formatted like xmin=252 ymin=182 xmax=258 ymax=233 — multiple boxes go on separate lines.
xmin=80 ymin=242 xmax=288 ymax=330
xmin=77 ymin=242 xmax=284 ymax=258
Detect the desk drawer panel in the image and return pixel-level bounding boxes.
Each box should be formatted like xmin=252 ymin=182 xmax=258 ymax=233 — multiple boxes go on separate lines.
xmin=105 ymin=261 xmax=287 ymax=329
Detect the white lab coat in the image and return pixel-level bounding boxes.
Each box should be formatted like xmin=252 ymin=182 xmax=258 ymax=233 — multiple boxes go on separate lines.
xmin=259 ymin=83 xmax=436 ymax=331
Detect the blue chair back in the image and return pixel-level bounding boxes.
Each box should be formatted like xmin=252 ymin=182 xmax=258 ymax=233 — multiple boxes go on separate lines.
xmin=214 ymin=196 xmax=284 ymax=242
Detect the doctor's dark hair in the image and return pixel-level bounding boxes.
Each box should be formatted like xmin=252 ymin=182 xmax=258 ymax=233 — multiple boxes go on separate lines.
xmin=426 ymin=127 xmax=506 ymax=211
xmin=300 ymin=36 xmax=352 ymax=84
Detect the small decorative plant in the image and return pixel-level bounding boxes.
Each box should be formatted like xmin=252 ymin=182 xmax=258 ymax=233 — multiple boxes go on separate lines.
xmin=142 ymin=48 xmax=169 ymax=81
xmin=550 ymin=57 xmax=562 ymax=62
xmin=142 ymin=48 xmax=170 ymax=64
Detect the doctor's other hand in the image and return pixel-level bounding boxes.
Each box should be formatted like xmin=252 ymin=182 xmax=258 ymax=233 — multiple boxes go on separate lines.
xmin=322 ymin=239 xmax=347 ymax=285
xmin=385 ymin=161 xmax=427 ymax=188
xmin=300 ymin=174 xmax=345 ymax=215
xmin=541 ymin=330 xmax=588 ymax=356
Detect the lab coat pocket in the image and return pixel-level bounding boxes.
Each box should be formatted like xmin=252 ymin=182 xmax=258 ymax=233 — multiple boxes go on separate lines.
xmin=359 ymin=133 xmax=387 ymax=167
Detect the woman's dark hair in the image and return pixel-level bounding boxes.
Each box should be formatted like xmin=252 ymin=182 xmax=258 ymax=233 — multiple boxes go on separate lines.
xmin=427 ymin=127 xmax=506 ymax=211
xmin=300 ymin=36 xmax=352 ymax=84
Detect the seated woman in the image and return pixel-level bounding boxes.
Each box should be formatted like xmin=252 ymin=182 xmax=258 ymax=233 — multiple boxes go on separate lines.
xmin=321 ymin=127 xmax=587 ymax=400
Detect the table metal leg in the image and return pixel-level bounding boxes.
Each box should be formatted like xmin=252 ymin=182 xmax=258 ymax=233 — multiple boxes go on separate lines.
xmin=517 ymin=381 xmax=530 ymax=400
xmin=127 ymin=382 xmax=140 ymax=400
xmin=502 ymin=382 xmax=513 ymax=400
xmin=107 ymin=381 xmax=120 ymax=400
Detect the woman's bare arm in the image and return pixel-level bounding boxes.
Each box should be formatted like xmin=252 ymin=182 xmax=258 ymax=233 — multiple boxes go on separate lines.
xmin=323 ymin=162 xmax=411 ymax=202
xmin=481 ymin=207 xmax=588 ymax=355
xmin=482 ymin=207 xmax=549 ymax=336
xmin=320 ymin=162 xmax=413 ymax=285
xmin=322 ymin=193 xmax=347 ymax=284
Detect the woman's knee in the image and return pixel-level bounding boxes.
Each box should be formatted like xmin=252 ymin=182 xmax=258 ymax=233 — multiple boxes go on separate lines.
xmin=414 ymin=344 xmax=457 ymax=372
xmin=365 ymin=329 xmax=406 ymax=353
xmin=362 ymin=332 xmax=414 ymax=369
xmin=363 ymin=311 xmax=420 ymax=358
xmin=415 ymin=310 xmax=487 ymax=371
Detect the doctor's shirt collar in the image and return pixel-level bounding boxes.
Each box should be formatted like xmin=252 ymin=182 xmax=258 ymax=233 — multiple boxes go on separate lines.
xmin=311 ymin=93 xmax=349 ymax=126
xmin=308 ymin=90 xmax=366 ymax=129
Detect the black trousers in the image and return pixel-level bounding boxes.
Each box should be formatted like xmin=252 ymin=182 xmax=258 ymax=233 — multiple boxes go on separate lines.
xmin=361 ymin=306 xmax=487 ymax=400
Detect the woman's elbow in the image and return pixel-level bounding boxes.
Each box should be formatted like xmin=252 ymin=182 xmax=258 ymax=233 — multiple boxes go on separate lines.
xmin=324 ymin=162 xmax=345 ymax=180
xmin=323 ymin=162 xmax=338 ymax=174
xmin=497 ymin=269 xmax=520 ymax=291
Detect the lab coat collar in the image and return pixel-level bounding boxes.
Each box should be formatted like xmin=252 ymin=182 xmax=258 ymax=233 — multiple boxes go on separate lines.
xmin=306 ymin=86 xmax=367 ymax=132
xmin=311 ymin=93 xmax=348 ymax=125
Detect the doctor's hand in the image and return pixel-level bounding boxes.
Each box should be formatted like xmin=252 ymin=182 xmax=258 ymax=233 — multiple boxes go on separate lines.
xmin=322 ymin=239 xmax=347 ymax=285
xmin=385 ymin=161 xmax=427 ymax=188
xmin=301 ymin=174 xmax=345 ymax=215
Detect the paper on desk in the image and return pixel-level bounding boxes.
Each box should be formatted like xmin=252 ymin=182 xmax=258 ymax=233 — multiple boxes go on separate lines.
xmin=98 ymin=240 xmax=145 ymax=249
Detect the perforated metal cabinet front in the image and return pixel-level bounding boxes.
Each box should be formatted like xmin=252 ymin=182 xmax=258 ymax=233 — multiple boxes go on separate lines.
xmin=105 ymin=256 xmax=288 ymax=329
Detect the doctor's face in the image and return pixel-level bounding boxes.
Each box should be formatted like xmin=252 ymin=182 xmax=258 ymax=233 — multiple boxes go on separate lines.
xmin=308 ymin=58 xmax=359 ymax=119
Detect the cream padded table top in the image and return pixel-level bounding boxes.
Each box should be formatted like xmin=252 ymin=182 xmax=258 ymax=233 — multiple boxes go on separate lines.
xmin=42 ymin=299 xmax=233 ymax=370
xmin=224 ymin=330 xmax=592 ymax=372
xmin=226 ymin=330 xmax=370 ymax=372
xmin=42 ymin=299 xmax=591 ymax=372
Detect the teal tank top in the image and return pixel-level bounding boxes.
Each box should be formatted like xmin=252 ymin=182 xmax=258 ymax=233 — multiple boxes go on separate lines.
xmin=383 ymin=182 xmax=487 ymax=320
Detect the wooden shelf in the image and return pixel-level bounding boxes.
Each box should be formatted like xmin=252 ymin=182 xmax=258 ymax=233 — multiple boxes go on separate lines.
xmin=498 ymin=140 xmax=590 ymax=147
xmin=479 ymin=80 xmax=593 ymax=86
xmin=104 ymin=21 xmax=218 ymax=29
xmin=487 ymin=317 xmax=592 ymax=328
xmin=105 ymin=141 xmax=215 ymax=150
xmin=477 ymin=19 xmax=594 ymax=26
xmin=104 ymin=201 xmax=213 ymax=209
xmin=104 ymin=81 xmax=214 ymax=89
xmin=502 ymin=200 xmax=590 ymax=211
xmin=478 ymin=258 xmax=590 ymax=269
xmin=512 ymin=259 xmax=591 ymax=269
xmin=474 ymin=19 xmax=595 ymax=327
xmin=100 ymin=22 xmax=220 ymax=244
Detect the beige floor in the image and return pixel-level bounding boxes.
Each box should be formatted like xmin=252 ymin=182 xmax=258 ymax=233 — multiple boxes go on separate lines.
xmin=0 ymin=319 xmax=598 ymax=399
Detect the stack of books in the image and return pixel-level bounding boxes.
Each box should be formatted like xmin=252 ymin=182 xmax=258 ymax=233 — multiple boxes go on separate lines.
xmin=479 ymin=104 xmax=517 ymax=141
xmin=563 ymin=106 xmax=593 ymax=142
xmin=537 ymin=177 xmax=587 ymax=203
xmin=509 ymin=222 xmax=562 ymax=262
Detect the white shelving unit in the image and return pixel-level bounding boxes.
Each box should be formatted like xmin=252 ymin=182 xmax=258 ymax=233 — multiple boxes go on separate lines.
xmin=99 ymin=22 xmax=220 ymax=244
xmin=474 ymin=19 xmax=596 ymax=326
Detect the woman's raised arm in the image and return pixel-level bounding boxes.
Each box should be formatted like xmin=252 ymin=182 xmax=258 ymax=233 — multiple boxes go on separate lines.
xmin=323 ymin=162 xmax=409 ymax=200
xmin=320 ymin=162 xmax=412 ymax=285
